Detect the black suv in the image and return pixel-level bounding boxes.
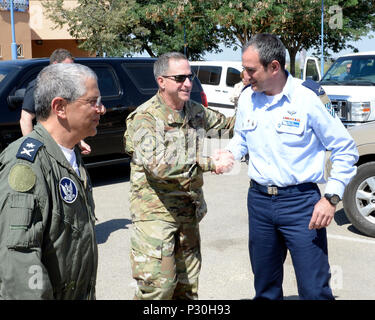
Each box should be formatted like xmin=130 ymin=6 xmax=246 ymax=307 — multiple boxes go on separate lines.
xmin=0 ymin=57 xmax=207 ymax=167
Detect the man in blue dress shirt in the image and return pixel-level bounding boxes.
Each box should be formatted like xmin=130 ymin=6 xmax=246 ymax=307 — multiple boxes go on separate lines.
xmin=223 ymin=34 xmax=358 ymax=300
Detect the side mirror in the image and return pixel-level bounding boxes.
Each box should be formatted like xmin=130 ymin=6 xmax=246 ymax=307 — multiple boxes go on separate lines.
xmin=7 ymin=88 xmax=26 ymax=110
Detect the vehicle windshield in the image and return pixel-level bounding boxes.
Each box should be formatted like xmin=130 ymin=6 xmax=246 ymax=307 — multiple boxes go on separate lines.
xmin=321 ymin=55 xmax=375 ymax=86
xmin=0 ymin=66 xmax=17 ymax=86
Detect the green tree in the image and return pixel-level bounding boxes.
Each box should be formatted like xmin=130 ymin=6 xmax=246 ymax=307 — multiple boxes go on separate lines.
xmin=42 ymin=0 xmax=222 ymax=59
xmin=208 ymin=0 xmax=375 ymax=76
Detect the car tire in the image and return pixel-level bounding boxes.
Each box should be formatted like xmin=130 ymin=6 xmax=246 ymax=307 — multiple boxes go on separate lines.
xmin=343 ymin=162 xmax=375 ymax=237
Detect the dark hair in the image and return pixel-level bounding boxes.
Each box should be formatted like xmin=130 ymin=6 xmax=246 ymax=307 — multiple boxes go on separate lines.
xmin=49 ymin=48 xmax=74 ymax=64
xmin=242 ymin=34 xmax=286 ymax=70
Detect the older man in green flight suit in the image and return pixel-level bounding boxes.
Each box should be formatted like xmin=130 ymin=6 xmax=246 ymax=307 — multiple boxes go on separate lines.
xmin=0 ymin=63 xmax=106 ymax=299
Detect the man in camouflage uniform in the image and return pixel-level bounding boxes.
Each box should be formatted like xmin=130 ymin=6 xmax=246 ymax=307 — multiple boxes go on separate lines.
xmin=124 ymin=52 xmax=234 ymax=300
xmin=0 ymin=63 xmax=106 ymax=299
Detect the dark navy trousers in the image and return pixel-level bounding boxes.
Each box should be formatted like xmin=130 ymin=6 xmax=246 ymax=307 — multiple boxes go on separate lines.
xmin=247 ymin=182 xmax=334 ymax=300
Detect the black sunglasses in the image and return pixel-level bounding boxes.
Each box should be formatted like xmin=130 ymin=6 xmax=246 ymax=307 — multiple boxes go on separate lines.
xmin=162 ymin=73 xmax=196 ymax=83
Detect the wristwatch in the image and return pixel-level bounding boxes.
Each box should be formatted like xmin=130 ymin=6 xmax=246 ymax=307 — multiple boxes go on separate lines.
xmin=324 ymin=193 xmax=341 ymax=205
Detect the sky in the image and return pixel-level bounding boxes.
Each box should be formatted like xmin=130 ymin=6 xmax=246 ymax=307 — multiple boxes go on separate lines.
xmin=202 ymin=32 xmax=375 ymax=63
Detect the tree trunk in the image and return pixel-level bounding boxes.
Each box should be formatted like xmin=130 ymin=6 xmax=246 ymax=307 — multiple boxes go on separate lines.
xmin=287 ymin=47 xmax=298 ymax=77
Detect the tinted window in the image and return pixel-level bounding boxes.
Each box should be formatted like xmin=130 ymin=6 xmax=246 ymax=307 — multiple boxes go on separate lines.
xmin=306 ymin=59 xmax=320 ymax=81
xmin=122 ymin=63 xmax=158 ymax=94
xmin=226 ymin=67 xmax=241 ymax=87
xmin=0 ymin=66 xmax=16 ymax=84
xmin=193 ymin=66 xmax=221 ymax=85
xmin=322 ymin=55 xmax=375 ymax=84
xmin=89 ymin=65 xmax=120 ymax=97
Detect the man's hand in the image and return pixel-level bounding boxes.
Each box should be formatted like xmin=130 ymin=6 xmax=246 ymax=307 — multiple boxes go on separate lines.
xmin=308 ymin=197 xmax=336 ymax=230
xmin=212 ymin=149 xmax=234 ymax=174
xmin=79 ymin=140 xmax=91 ymax=155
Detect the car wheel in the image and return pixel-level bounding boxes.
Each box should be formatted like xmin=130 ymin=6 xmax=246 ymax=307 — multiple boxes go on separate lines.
xmin=343 ymin=162 xmax=375 ymax=237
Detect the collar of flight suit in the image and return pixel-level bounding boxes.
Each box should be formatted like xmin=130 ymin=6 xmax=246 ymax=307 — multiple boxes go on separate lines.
xmin=33 ymin=123 xmax=85 ymax=180
xmin=156 ymin=91 xmax=201 ymax=127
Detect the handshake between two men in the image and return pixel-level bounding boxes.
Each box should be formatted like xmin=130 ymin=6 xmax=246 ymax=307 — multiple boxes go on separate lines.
xmin=211 ymin=149 xmax=235 ymax=174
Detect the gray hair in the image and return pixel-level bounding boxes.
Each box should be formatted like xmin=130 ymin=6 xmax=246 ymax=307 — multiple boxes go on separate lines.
xmin=153 ymin=52 xmax=187 ymax=80
xmin=34 ymin=63 xmax=97 ymax=120
xmin=243 ymin=33 xmax=286 ymax=71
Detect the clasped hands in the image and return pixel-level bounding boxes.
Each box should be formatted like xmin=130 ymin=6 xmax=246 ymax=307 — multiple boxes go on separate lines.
xmin=212 ymin=149 xmax=234 ymax=174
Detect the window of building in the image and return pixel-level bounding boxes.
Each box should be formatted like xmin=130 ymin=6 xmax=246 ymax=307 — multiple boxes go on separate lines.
xmin=17 ymin=44 xmax=24 ymax=58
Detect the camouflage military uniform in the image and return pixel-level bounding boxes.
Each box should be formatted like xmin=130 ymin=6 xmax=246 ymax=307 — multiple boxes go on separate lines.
xmin=0 ymin=123 xmax=98 ymax=299
xmin=124 ymin=92 xmax=232 ymax=300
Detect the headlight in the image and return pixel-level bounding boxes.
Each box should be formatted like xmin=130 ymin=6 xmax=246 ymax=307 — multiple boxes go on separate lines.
xmin=350 ymin=102 xmax=371 ymax=121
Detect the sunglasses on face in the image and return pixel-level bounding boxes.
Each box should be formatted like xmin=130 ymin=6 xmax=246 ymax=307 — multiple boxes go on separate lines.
xmin=162 ymin=73 xmax=196 ymax=83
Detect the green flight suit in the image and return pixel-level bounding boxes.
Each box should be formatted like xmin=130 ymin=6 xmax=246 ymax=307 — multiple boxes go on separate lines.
xmin=0 ymin=123 xmax=98 ymax=300
xmin=124 ymin=92 xmax=233 ymax=299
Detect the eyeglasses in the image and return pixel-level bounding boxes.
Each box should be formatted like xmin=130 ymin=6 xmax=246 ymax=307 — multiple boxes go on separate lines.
xmin=74 ymin=96 xmax=102 ymax=108
xmin=162 ymin=73 xmax=196 ymax=83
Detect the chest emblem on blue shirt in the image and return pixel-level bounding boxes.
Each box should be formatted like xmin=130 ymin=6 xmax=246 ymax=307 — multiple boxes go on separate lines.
xmin=281 ymin=116 xmax=301 ymax=128
xmin=59 ymin=177 xmax=78 ymax=204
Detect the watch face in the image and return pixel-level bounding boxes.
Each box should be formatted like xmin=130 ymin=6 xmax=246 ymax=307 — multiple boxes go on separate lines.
xmin=325 ymin=194 xmax=340 ymax=205
xmin=331 ymin=195 xmax=340 ymax=205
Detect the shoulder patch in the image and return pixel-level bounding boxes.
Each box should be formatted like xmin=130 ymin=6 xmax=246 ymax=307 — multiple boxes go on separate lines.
xmin=302 ymin=79 xmax=326 ymax=96
xmin=16 ymin=137 xmax=43 ymax=163
xmin=8 ymin=164 xmax=36 ymax=192
xmin=302 ymin=79 xmax=335 ymax=118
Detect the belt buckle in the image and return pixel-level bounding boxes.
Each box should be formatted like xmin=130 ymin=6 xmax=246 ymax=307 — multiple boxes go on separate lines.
xmin=267 ymin=186 xmax=278 ymax=195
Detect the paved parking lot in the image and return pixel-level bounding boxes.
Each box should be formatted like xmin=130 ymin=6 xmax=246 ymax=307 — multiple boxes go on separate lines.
xmin=90 ymin=160 xmax=375 ymax=300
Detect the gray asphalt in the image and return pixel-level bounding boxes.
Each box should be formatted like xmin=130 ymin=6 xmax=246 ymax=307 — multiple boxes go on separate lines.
xmin=90 ymin=160 xmax=375 ymax=300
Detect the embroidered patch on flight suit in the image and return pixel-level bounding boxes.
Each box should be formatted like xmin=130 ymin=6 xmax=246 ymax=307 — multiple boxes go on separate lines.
xmin=8 ymin=164 xmax=36 ymax=192
xmin=16 ymin=137 xmax=44 ymax=163
xmin=59 ymin=177 xmax=78 ymax=203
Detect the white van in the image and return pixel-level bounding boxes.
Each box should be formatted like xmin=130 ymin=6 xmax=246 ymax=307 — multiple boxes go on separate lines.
xmin=303 ymin=51 xmax=375 ymax=127
xmin=190 ymin=61 xmax=243 ymax=116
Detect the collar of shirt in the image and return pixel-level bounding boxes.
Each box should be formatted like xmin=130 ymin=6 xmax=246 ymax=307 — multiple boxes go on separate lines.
xmin=156 ymin=91 xmax=187 ymax=125
xmin=250 ymin=71 xmax=294 ymax=110
xmin=34 ymin=123 xmax=83 ymax=176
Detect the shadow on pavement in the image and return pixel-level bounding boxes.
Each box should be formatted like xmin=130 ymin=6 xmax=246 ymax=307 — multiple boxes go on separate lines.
xmin=95 ymin=218 xmax=132 ymax=244
xmin=334 ymin=208 xmax=365 ymax=236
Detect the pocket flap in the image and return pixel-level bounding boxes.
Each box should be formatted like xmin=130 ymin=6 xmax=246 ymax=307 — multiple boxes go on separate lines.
xmin=10 ymin=193 xmax=35 ymax=227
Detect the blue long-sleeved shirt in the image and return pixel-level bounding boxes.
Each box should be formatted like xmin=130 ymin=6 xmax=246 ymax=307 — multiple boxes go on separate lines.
xmin=225 ymin=73 xmax=359 ymax=198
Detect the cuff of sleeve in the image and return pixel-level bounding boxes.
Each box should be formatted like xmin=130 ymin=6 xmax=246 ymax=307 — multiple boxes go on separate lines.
xmin=225 ymin=148 xmax=241 ymax=161
xmin=324 ymin=179 xmax=346 ymax=199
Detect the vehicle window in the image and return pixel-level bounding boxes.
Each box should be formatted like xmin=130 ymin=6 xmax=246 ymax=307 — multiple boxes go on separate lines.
xmin=89 ymin=65 xmax=120 ymax=97
xmin=194 ymin=66 xmax=221 ymax=85
xmin=322 ymin=56 xmax=375 ymax=84
xmin=226 ymin=67 xmax=241 ymax=87
xmin=0 ymin=66 xmax=14 ymax=84
xmin=306 ymin=59 xmax=320 ymax=81
xmin=121 ymin=63 xmax=158 ymax=94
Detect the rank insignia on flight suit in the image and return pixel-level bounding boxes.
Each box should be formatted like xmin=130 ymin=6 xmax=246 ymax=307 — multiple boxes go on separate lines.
xmin=16 ymin=137 xmax=44 ymax=162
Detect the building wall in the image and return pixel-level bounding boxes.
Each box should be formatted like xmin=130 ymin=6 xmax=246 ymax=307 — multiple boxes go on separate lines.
xmin=0 ymin=1 xmax=91 ymax=60
xmin=0 ymin=10 xmax=32 ymax=60
xmin=31 ymin=39 xmax=92 ymax=58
